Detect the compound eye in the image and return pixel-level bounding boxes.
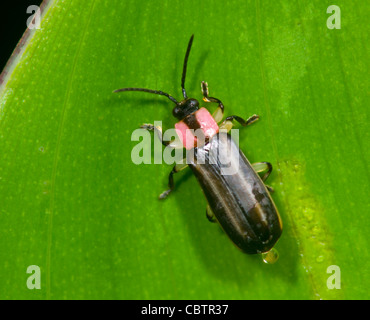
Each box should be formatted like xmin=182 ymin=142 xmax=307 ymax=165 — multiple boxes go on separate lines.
xmin=172 ymin=106 xmax=184 ymax=119
xmin=190 ymin=99 xmax=199 ymax=108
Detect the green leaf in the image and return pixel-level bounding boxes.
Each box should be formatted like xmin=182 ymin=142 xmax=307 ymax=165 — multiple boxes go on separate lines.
xmin=0 ymin=0 xmax=368 ymax=299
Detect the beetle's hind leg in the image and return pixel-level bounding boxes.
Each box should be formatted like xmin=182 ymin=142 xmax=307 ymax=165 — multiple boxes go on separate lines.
xmin=206 ymin=205 xmax=217 ymax=223
xmin=252 ymin=162 xmax=273 ymax=181
xmin=159 ymin=160 xmax=188 ymax=200
xmin=141 ymin=123 xmax=183 ymax=149
xmin=252 ymin=162 xmax=275 ymax=192
xmin=201 ymin=81 xmax=224 ymax=123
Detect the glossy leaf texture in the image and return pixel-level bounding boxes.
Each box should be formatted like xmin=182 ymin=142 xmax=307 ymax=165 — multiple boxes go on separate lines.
xmin=0 ymin=0 xmax=368 ymax=299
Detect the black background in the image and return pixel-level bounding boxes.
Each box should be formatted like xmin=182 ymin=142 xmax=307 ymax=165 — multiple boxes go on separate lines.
xmin=1 ymin=1 xmax=43 ymax=73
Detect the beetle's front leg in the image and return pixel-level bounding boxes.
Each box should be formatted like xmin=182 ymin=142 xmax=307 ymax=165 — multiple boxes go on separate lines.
xmin=252 ymin=162 xmax=274 ymax=192
xmin=201 ymin=81 xmax=224 ymax=123
xmin=159 ymin=161 xmax=188 ymax=199
xmin=141 ymin=123 xmax=183 ymax=149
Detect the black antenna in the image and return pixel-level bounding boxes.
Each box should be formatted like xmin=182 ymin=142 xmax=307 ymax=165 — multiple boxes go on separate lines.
xmin=181 ymin=34 xmax=194 ymax=99
xmin=114 ymin=35 xmax=195 ymax=104
xmin=113 ymin=87 xmax=178 ymax=104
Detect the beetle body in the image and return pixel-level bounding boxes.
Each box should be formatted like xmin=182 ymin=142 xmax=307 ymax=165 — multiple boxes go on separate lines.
xmin=114 ymin=35 xmax=283 ymax=258
xmin=188 ymin=132 xmax=282 ymax=254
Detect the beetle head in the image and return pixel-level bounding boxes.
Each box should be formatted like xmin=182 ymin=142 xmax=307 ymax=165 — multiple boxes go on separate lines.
xmin=172 ymin=98 xmax=199 ymax=120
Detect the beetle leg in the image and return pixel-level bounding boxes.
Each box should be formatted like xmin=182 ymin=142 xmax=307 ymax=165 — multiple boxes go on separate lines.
xmin=218 ymin=120 xmax=233 ymax=132
xmin=141 ymin=123 xmax=183 ymax=149
xmin=159 ymin=160 xmax=188 ymax=199
xmin=225 ymin=114 xmax=259 ymax=127
xmin=201 ymin=81 xmax=224 ymax=123
xmin=252 ymin=162 xmax=273 ymax=181
xmin=252 ymin=162 xmax=274 ymax=192
xmin=206 ymin=205 xmax=217 ymax=223
xmin=218 ymin=114 xmax=259 ymax=132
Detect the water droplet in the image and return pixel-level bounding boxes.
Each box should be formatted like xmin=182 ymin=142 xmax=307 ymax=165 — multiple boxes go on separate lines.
xmin=262 ymin=248 xmax=279 ymax=264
